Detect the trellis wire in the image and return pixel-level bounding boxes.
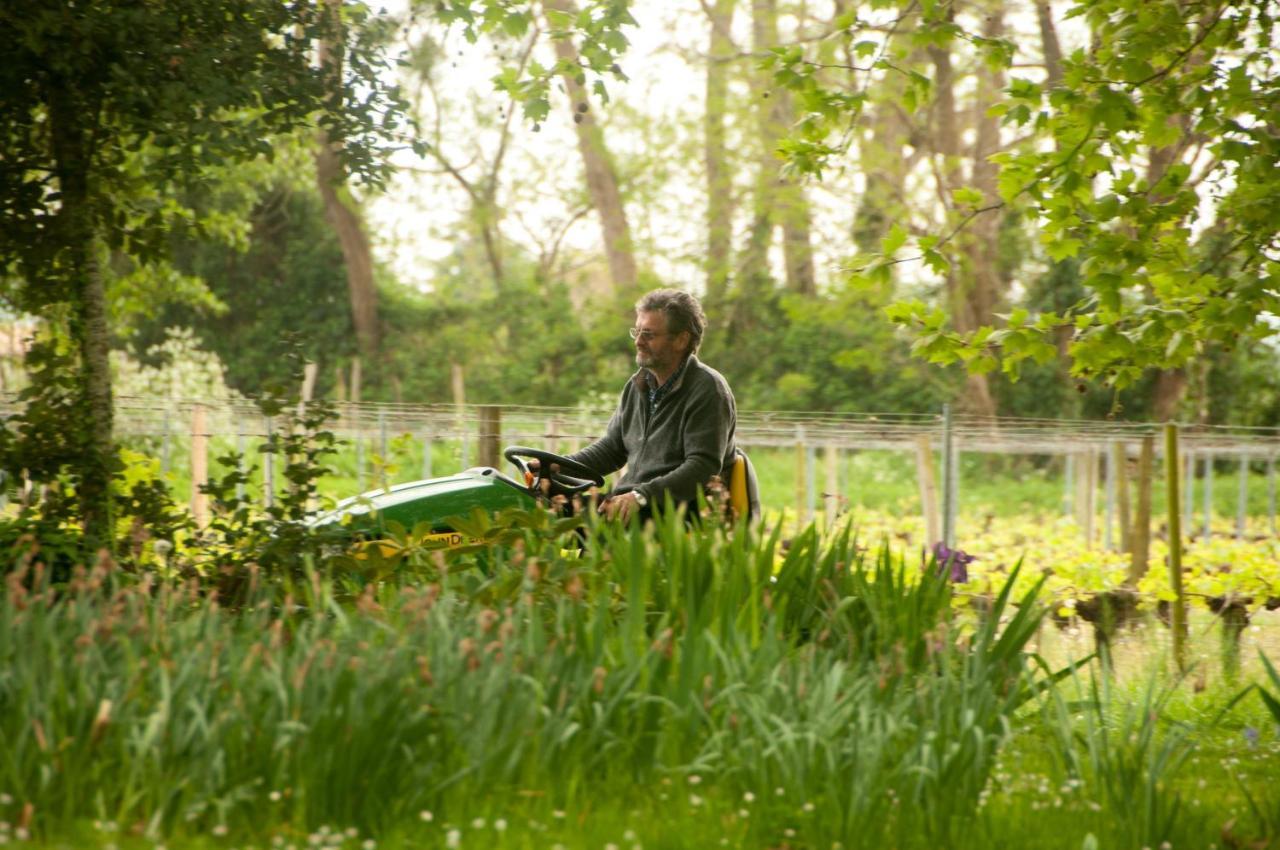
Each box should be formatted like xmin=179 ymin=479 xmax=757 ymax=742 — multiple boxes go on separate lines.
xmin=4 ymin=395 xmax=1280 ymax=543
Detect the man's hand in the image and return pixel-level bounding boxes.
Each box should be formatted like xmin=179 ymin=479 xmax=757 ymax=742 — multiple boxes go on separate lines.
xmin=525 ymin=458 xmax=556 ymax=496
xmin=600 ymin=491 xmax=642 ymax=523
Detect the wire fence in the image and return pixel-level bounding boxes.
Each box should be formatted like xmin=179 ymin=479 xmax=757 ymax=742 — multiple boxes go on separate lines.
xmin=94 ymin=395 xmax=1280 ymax=456
xmin=3 ymin=394 xmax=1279 ymax=544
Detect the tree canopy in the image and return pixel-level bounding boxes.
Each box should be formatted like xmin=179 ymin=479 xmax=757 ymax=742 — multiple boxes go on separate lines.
xmin=0 ymin=0 xmax=404 ymax=543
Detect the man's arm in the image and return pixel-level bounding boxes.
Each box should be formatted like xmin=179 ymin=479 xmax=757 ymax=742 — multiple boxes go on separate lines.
xmin=635 ymin=387 xmax=731 ymax=505
xmin=566 ymin=390 xmax=629 ymax=477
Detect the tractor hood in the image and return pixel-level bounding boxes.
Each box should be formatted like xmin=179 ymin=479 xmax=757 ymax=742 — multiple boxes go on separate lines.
xmin=313 ymin=467 xmax=534 ymax=533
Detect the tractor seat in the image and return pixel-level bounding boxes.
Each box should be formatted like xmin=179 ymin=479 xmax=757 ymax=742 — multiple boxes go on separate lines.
xmin=728 ymin=449 xmax=760 ymax=523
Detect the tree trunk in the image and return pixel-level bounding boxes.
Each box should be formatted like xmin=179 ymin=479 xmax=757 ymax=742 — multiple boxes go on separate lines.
xmin=542 ymin=0 xmax=637 ymax=293
xmin=967 ymin=8 xmax=1005 ymax=343
xmin=474 ymin=193 xmax=506 ymax=291
xmin=704 ymin=0 xmax=736 ymax=308
xmin=1153 ymin=368 xmax=1187 ymax=421
xmin=1034 ymin=0 xmax=1064 ymax=88
xmin=316 ymin=0 xmax=380 ymax=358
xmin=753 ymin=0 xmax=815 ymax=296
xmin=49 ymin=87 xmax=114 ymax=546
xmin=929 ymin=27 xmax=996 ymax=418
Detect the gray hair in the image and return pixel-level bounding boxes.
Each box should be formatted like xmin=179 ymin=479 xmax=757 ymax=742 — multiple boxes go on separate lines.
xmin=636 ymin=288 xmax=707 ymax=354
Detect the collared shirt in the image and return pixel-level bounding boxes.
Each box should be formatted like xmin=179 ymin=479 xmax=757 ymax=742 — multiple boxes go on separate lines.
xmin=644 ymin=355 xmax=690 ymax=416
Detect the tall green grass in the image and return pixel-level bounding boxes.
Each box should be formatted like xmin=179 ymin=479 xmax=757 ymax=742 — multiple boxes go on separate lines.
xmin=1 ymin=515 xmax=1275 ymax=848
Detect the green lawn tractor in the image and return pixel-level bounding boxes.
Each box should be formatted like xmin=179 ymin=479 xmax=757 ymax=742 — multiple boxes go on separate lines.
xmin=313 ymin=446 xmax=604 ymax=547
xmin=315 ymin=444 xmax=758 ymax=551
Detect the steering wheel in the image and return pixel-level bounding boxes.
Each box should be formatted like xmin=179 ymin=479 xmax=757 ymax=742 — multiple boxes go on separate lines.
xmin=503 ymin=446 xmax=605 ymax=499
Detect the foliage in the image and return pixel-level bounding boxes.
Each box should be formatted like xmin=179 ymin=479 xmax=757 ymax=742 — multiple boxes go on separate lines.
xmin=132 ymin=183 xmax=360 ymax=398
xmin=1260 ymin=652 xmax=1280 ymax=725
xmin=0 ymin=512 xmax=1068 ymax=849
xmin=112 ymin=327 xmax=242 ymax=402
xmin=196 ymin=370 xmax=351 ymax=598
xmin=875 ymin=0 xmax=1280 ymax=389
xmin=372 ymin=258 xmax=623 ymax=404
xmin=432 ymin=0 xmax=636 ymax=127
xmin=706 ymin=285 xmax=959 ymax=413
xmin=1038 ymin=672 xmax=1198 ymax=849
xmin=0 ymin=0 xmax=405 ymax=546
xmin=6 ymin=507 xmax=1280 ymax=848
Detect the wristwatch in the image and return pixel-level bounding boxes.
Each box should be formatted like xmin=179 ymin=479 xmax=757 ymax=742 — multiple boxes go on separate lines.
xmin=631 ymin=488 xmax=648 ymax=508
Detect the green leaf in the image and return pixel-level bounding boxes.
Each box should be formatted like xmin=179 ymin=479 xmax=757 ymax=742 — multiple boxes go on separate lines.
xmin=881 ymin=223 xmax=908 ymax=257
xmin=922 ymin=249 xmax=950 ymax=275
xmin=951 ymin=186 xmax=984 ymax=207
xmin=1045 ymin=237 xmax=1082 ymax=262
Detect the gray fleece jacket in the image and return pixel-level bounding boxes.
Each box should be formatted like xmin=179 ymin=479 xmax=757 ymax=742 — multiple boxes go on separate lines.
xmin=569 ymin=355 xmax=740 ymax=508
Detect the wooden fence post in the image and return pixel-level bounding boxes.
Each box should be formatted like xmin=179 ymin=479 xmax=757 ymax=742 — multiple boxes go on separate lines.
xmin=479 ymin=405 xmax=502 ymax=469
xmin=806 ymin=442 xmax=817 ymax=525
xmin=823 ymin=444 xmax=839 ymax=528
xmin=915 ymin=436 xmax=941 ymax=546
xmin=452 ymin=362 xmax=467 ymax=470
xmin=1114 ymin=441 xmax=1131 ymax=553
xmin=1166 ymin=424 xmax=1187 ymax=671
xmin=1129 ymin=435 xmax=1153 ymax=584
xmin=1063 ymin=453 xmax=1074 ymax=516
xmin=1076 ymin=449 xmax=1096 ymax=547
xmin=941 ymin=404 xmax=957 ymax=548
xmin=190 ymin=405 xmax=209 ymax=526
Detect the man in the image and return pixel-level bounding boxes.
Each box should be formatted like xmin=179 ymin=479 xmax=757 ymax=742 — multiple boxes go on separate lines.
xmin=567 ymin=288 xmax=754 ymax=522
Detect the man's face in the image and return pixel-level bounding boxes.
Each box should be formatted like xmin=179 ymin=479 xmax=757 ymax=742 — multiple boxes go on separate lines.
xmin=633 ymin=310 xmax=687 ymax=372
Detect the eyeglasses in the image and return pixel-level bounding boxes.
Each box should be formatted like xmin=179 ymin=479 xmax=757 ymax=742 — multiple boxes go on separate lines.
xmin=629 ymin=328 xmax=671 ymax=342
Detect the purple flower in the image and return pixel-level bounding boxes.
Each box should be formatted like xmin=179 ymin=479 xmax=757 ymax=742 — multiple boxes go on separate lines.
xmin=930 ymin=542 xmax=976 ymax=583
xmin=1244 ymin=726 xmax=1259 ymax=748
